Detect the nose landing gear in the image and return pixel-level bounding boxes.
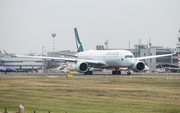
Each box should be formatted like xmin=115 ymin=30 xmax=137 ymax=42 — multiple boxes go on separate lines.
xmin=127 ymin=67 xmax=131 ymax=75
xmin=127 ymin=71 xmax=131 ymax=75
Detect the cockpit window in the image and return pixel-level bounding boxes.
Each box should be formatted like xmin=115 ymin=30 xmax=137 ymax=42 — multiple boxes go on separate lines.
xmin=125 ymin=55 xmax=134 ymax=58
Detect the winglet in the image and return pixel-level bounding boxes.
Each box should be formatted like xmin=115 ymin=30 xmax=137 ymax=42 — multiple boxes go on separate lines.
xmin=173 ymin=49 xmax=177 ymax=55
xmin=3 ymin=49 xmax=15 ymax=57
xmin=3 ymin=49 xmax=9 ymax=55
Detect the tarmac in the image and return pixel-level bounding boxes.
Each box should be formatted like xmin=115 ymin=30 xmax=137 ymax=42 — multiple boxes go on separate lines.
xmin=0 ymin=72 xmax=180 ymax=78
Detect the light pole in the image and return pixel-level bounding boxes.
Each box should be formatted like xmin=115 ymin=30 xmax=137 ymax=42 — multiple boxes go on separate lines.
xmin=52 ymin=33 xmax=56 ymax=52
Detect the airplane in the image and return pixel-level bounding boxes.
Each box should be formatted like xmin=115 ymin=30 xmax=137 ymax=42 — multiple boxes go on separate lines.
xmin=5 ymin=28 xmax=176 ymax=75
xmin=63 ymin=28 xmax=150 ymax=73
xmin=50 ymin=62 xmax=69 ymax=73
xmin=0 ymin=66 xmax=17 ymax=74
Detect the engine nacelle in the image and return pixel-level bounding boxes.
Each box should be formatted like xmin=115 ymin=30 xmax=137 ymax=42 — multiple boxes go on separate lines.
xmin=132 ymin=61 xmax=145 ymax=72
xmin=74 ymin=62 xmax=88 ymax=73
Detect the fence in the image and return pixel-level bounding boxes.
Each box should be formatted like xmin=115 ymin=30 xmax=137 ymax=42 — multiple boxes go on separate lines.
xmin=2 ymin=108 xmax=52 ymax=113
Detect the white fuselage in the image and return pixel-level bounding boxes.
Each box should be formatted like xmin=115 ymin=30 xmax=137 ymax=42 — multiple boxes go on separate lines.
xmin=75 ymin=50 xmax=136 ymax=68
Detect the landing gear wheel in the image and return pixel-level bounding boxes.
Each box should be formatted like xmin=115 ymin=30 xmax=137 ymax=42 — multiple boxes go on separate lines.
xmin=112 ymin=70 xmax=121 ymax=75
xmin=84 ymin=71 xmax=93 ymax=75
xmin=117 ymin=71 xmax=121 ymax=75
xmin=112 ymin=71 xmax=116 ymax=75
xmin=89 ymin=71 xmax=93 ymax=75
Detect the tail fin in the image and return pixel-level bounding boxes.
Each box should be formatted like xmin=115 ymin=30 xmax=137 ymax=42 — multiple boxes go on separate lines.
xmin=178 ymin=54 xmax=180 ymax=67
xmin=74 ymin=28 xmax=84 ymax=52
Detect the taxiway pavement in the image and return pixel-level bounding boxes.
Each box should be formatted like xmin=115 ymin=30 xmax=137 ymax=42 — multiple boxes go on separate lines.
xmin=0 ymin=72 xmax=180 ymax=78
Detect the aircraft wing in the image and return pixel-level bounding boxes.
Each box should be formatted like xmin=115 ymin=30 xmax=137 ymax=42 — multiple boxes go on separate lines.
xmin=15 ymin=55 xmax=105 ymax=65
xmin=136 ymin=50 xmax=176 ymax=60
xmin=16 ymin=55 xmax=77 ymax=62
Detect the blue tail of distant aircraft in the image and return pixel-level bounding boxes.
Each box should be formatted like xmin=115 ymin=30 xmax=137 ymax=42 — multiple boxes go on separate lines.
xmin=74 ymin=28 xmax=84 ymax=52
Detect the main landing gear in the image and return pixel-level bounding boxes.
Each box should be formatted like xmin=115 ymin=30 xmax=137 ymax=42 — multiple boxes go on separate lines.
xmin=111 ymin=68 xmax=131 ymax=75
xmin=84 ymin=65 xmax=93 ymax=75
xmin=112 ymin=68 xmax=121 ymax=75
xmin=84 ymin=71 xmax=93 ymax=75
xmin=127 ymin=71 xmax=131 ymax=75
xmin=127 ymin=67 xmax=131 ymax=75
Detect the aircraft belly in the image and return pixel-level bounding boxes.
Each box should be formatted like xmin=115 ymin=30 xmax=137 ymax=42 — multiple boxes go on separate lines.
xmin=105 ymin=59 xmax=133 ymax=68
xmin=104 ymin=60 xmax=122 ymax=67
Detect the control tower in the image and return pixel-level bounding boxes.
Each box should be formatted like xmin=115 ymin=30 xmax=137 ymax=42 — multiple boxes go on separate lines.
xmin=176 ymin=28 xmax=180 ymax=52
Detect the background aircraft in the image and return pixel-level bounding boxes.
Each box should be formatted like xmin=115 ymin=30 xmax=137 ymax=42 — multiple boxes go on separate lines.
xmin=0 ymin=66 xmax=17 ymax=74
xmin=154 ymin=55 xmax=180 ymax=73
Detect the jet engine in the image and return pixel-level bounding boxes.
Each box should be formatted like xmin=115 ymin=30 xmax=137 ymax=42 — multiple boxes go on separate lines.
xmin=74 ymin=62 xmax=88 ymax=73
xmin=132 ymin=61 xmax=145 ymax=72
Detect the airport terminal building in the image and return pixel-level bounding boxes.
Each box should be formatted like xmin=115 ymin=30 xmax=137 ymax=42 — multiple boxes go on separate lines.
xmin=97 ymin=44 xmax=178 ymax=72
xmin=134 ymin=45 xmax=177 ymax=72
xmin=0 ymin=53 xmax=44 ymax=72
xmin=0 ymin=50 xmax=76 ymax=72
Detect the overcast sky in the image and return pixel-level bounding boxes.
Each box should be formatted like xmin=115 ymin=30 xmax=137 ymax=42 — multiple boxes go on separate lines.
xmin=0 ymin=0 xmax=180 ymax=54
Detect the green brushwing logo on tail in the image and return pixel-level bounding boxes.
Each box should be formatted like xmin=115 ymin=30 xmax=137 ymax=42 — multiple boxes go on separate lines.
xmin=74 ymin=28 xmax=84 ymax=52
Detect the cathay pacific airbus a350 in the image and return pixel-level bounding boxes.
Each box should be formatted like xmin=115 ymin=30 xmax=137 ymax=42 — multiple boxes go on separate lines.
xmin=7 ymin=28 xmax=176 ymax=75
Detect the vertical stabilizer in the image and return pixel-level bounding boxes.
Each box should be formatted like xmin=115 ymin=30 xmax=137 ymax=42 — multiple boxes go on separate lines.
xmin=74 ymin=28 xmax=84 ymax=52
xmin=178 ymin=54 xmax=180 ymax=67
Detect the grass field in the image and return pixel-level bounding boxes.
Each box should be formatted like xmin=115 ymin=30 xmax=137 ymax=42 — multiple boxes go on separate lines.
xmin=0 ymin=77 xmax=180 ymax=113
